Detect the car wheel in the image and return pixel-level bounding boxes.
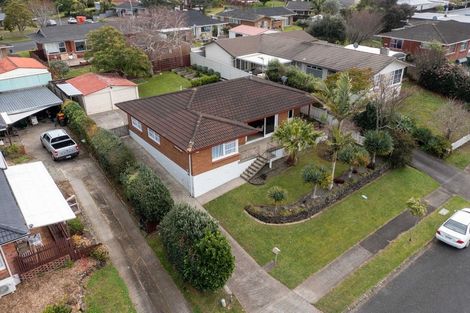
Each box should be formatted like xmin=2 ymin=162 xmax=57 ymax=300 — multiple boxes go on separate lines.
xmin=51 ymin=154 xmax=57 ymax=161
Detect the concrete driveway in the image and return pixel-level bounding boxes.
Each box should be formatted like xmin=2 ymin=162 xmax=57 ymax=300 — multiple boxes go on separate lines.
xmin=357 ymin=241 xmax=470 ymax=313
xmin=17 ymin=122 xmax=191 ymax=313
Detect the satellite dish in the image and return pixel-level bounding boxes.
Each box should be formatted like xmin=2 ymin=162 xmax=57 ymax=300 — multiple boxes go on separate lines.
xmin=353 ymin=42 xmax=359 ymax=49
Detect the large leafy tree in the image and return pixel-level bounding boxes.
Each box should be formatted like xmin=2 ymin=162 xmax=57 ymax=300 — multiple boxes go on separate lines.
xmin=315 ymin=71 xmax=369 ymax=131
xmin=4 ymin=0 xmax=35 ymax=32
xmin=302 ymin=165 xmax=330 ymax=198
xmin=307 ymin=15 xmax=346 ymax=44
xmin=86 ymin=26 xmax=152 ymax=78
xmin=273 ymin=118 xmax=323 ymax=165
xmin=338 ymin=144 xmax=370 ymax=178
xmin=364 ymin=129 xmax=394 ymax=166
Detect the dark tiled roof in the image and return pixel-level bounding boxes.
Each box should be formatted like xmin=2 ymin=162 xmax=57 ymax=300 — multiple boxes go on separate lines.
xmin=217 ymin=7 xmax=295 ymax=21
xmin=184 ymin=10 xmax=226 ymax=26
xmin=286 ymin=1 xmax=313 ymax=11
xmin=0 ymin=114 xmax=5 ymax=131
xmin=0 ymin=169 xmax=28 ymax=245
xmin=378 ymin=20 xmax=470 ymax=44
xmin=29 ymin=23 xmax=104 ymax=44
xmin=213 ymin=31 xmax=403 ymax=74
xmin=116 ymin=76 xmax=314 ymax=151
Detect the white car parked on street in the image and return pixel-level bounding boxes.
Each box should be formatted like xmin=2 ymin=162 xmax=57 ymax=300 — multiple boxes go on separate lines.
xmin=436 ymin=208 xmax=470 ymax=249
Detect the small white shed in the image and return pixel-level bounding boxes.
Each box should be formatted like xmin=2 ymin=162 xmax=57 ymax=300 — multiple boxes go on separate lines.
xmin=63 ymin=72 xmax=138 ymax=115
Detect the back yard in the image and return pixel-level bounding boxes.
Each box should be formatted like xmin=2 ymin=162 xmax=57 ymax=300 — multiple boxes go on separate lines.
xmin=138 ymin=72 xmax=191 ymax=98
xmin=205 ymin=164 xmax=438 ymax=288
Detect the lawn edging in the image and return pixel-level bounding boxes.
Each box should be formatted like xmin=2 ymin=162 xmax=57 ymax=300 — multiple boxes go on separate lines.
xmin=315 ymin=196 xmax=468 ymax=313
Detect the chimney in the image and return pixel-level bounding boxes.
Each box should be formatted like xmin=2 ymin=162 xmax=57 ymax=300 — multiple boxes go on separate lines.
xmin=0 ymin=45 xmax=12 ymax=59
xmin=379 ymin=47 xmax=390 ymax=56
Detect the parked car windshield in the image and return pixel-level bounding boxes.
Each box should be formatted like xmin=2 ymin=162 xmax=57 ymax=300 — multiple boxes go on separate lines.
xmin=51 ymin=140 xmax=75 ymax=149
xmin=51 ymin=135 xmax=70 ymax=143
xmin=444 ymin=219 xmax=467 ymax=235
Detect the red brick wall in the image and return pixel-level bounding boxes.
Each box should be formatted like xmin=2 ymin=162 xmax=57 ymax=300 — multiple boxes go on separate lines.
xmin=1 ymin=243 xmax=19 ymax=276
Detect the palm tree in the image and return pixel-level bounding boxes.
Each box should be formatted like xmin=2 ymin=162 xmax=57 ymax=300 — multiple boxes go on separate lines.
xmin=273 ymin=118 xmax=323 ymax=165
xmin=338 ymin=144 xmax=370 ymax=178
xmin=302 ymin=164 xmax=330 ymax=198
xmin=267 ymin=186 xmax=287 ymax=212
xmin=327 ymin=126 xmax=353 ymax=190
xmin=364 ymin=130 xmax=394 ymax=167
xmin=314 ymin=72 xmax=369 ymax=131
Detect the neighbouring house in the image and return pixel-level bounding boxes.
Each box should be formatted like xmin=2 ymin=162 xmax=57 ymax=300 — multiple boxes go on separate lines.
xmin=397 ymin=0 xmax=443 ymax=12
xmin=29 ymin=23 xmax=104 ymax=67
xmin=286 ymin=1 xmax=313 ymax=20
xmin=377 ymin=20 xmax=470 ymax=63
xmin=0 ymin=47 xmax=62 ymax=127
xmin=216 ymin=7 xmax=296 ymax=29
xmin=55 ymin=72 xmax=138 ymax=115
xmin=199 ymin=31 xmax=408 ymax=92
xmin=411 ymin=9 xmax=470 ymax=24
xmin=228 ymin=24 xmax=278 ymax=38
xmin=345 ymin=44 xmax=407 ymax=60
xmin=183 ymin=10 xmax=228 ymax=40
xmin=114 ymin=1 xmax=146 ymax=16
xmin=0 ymin=159 xmax=76 ymax=297
xmin=116 ymin=76 xmax=316 ymax=197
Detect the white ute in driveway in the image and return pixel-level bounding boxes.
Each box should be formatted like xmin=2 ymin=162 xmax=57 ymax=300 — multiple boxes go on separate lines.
xmin=40 ymin=129 xmax=79 ymax=161
xmin=436 ymin=208 xmax=470 ymax=249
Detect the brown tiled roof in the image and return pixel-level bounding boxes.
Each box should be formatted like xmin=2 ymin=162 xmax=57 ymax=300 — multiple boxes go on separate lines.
xmin=116 ymin=76 xmax=314 ymax=152
xmin=213 ymin=31 xmax=405 ymax=74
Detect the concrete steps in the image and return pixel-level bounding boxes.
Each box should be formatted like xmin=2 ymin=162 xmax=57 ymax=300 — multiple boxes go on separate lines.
xmin=241 ymin=155 xmax=268 ymax=181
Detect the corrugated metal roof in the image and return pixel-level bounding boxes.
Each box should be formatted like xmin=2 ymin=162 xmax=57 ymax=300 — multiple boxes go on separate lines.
xmin=57 ymin=83 xmax=83 ymax=96
xmin=0 ymin=87 xmax=62 ymax=115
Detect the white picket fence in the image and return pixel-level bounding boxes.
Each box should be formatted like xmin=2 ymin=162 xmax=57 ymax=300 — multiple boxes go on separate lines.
xmin=452 ymin=134 xmax=470 ymax=150
xmin=190 ymin=53 xmax=250 ymax=80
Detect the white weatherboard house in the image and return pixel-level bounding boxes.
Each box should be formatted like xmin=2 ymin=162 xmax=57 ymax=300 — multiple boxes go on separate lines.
xmin=58 ymin=72 xmax=139 ymax=115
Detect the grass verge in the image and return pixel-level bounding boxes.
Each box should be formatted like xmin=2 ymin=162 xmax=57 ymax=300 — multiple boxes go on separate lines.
xmin=138 ymin=72 xmax=191 ymax=98
xmin=446 ymin=143 xmax=470 ymax=170
xmin=206 ymin=164 xmax=438 ymax=288
xmin=147 ymin=234 xmax=245 ymax=313
xmin=316 ymin=196 xmax=470 ymax=313
xmin=85 ymin=264 xmax=136 ymax=313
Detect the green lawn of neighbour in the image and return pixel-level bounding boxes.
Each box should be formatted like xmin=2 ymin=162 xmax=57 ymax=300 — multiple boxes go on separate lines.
xmin=205 ymin=166 xmax=438 ymax=288
xmin=138 ymin=72 xmax=191 ymax=98
xmin=399 ymin=83 xmax=466 ymax=139
xmin=316 ymin=196 xmax=470 ymax=313
xmin=253 ymin=0 xmax=286 ymax=7
xmin=64 ymin=65 xmax=93 ymax=79
xmin=147 ymin=234 xmax=245 ymax=313
xmin=85 ymin=264 xmax=136 ymax=313
xmin=0 ymin=27 xmax=37 ymax=43
xmin=283 ymin=25 xmax=303 ymax=32
xmin=446 ymin=143 xmax=470 ymax=170
xmin=206 ymin=6 xmax=225 ymax=15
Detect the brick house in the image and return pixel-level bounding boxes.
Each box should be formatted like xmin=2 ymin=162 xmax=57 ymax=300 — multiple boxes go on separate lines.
xmin=29 ymin=23 xmax=104 ymax=67
xmin=0 ymin=160 xmax=76 ymax=297
xmin=216 ymin=7 xmax=296 ymax=30
xmin=116 ymin=76 xmax=316 ymax=197
xmin=377 ymin=20 xmax=470 ymax=63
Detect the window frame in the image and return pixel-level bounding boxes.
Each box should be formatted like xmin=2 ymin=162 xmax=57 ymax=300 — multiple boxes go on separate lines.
xmin=147 ymin=127 xmax=160 ymax=144
xmin=305 ymin=65 xmax=323 ymax=78
xmin=460 ymin=41 xmax=468 ymax=52
xmin=74 ymin=40 xmax=86 ymax=52
xmin=0 ymin=250 xmax=5 ymax=271
xmin=391 ymin=68 xmax=403 ymax=85
xmin=446 ymin=44 xmax=457 ymax=55
xmin=288 ymin=109 xmax=294 ymax=120
xmin=131 ymin=117 xmax=142 ymax=132
xmin=211 ymin=140 xmax=238 ymax=161
xmin=58 ymin=41 xmax=66 ymax=53
xmin=390 ymin=38 xmax=403 ymax=49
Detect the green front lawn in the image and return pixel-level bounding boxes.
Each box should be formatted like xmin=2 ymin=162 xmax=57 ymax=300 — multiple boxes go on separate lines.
xmin=138 ymin=72 xmax=191 ymax=98
xmin=446 ymin=143 xmax=470 ymax=170
xmin=206 ymin=166 xmax=438 ymax=288
xmin=399 ymin=83 xmax=466 ymax=138
xmin=316 ymin=196 xmax=470 ymax=313
xmin=147 ymin=235 xmax=245 ymax=313
xmin=85 ymin=264 xmax=136 ymax=313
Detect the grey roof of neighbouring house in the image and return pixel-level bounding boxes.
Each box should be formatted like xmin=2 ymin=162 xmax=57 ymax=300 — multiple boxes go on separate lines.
xmin=217 ymin=7 xmax=295 ymax=21
xmin=0 ymin=87 xmax=62 ymax=115
xmin=0 ymin=168 xmax=28 ymax=245
xmin=29 ymin=23 xmax=104 ymax=44
xmin=377 ymin=20 xmax=470 ymax=44
xmin=184 ymin=10 xmax=227 ymax=26
xmin=286 ymin=1 xmax=313 ymax=11
xmin=212 ymin=31 xmax=407 ymax=74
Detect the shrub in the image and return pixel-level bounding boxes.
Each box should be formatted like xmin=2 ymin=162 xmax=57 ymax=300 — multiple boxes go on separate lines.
xmin=265 ymin=60 xmax=319 ymax=92
xmin=121 ymin=165 xmax=174 ymax=224
xmin=62 ymin=101 xmax=97 ymax=142
xmin=388 ymin=129 xmax=416 ymax=168
xmin=67 ymin=218 xmax=84 ymax=235
xmin=190 ymin=74 xmax=219 ymax=87
xmin=412 ymin=127 xmax=433 ymax=146
xmin=43 ymin=304 xmax=71 ymax=313
xmin=306 ymin=15 xmax=346 ymax=44
xmin=90 ymin=128 xmax=136 ymax=180
xmin=90 ymin=245 xmax=109 ymax=263
xmin=412 ymin=127 xmax=451 ymax=158
xmin=49 ymin=60 xmax=70 ymax=79
xmin=160 ymin=204 xmax=234 ymax=291
xmin=0 ymin=143 xmax=25 ymax=157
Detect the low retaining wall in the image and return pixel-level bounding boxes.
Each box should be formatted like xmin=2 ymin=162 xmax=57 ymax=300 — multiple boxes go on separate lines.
xmin=20 ymin=255 xmax=70 ymax=281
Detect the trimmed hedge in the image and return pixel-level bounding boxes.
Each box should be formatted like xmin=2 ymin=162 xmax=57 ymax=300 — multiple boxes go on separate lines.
xmin=121 ymin=165 xmax=174 ymax=224
xmin=160 ymin=204 xmax=234 ymax=291
xmin=62 ymin=101 xmax=97 ymax=143
xmin=190 ymin=74 xmax=220 ymax=87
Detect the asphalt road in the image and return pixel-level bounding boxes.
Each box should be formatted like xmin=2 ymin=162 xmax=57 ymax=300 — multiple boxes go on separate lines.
xmin=358 ymin=240 xmax=470 ymax=313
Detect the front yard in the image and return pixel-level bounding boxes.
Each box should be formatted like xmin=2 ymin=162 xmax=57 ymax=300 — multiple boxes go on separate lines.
xmin=446 ymin=143 xmax=470 ymax=170
xmin=138 ymin=72 xmax=191 ymax=98
xmin=205 ymin=165 xmax=438 ymax=288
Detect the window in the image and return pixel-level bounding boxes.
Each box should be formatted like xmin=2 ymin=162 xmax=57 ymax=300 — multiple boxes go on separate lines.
xmin=0 ymin=251 xmax=5 ymax=270
xmin=229 ymin=18 xmax=240 ymax=24
xmin=131 ymin=117 xmax=142 ymax=131
xmin=460 ymin=41 xmax=468 ymax=52
xmin=391 ymin=69 xmax=403 ymax=85
xmin=305 ymin=65 xmax=323 ymax=78
xmin=147 ymin=128 xmax=160 ymax=144
xmin=212 ymin=140 xmax=238 ymax=160
xmin=288 ymin=109 xmax=294 ymax=120
xmin=390 ymin=39 xmax=403 ymax=49
xmin=443 ymin=219 xmax=467 ymax=235
xmin=201 ymin=26 xmax=212 ymax=33
xmin=447 ymin=44 xmax=457 ymax=54
xmin=58 ymin=42 xmax=66 ymax=53
xmin=74 ymin=40 xmax=86 ymax=52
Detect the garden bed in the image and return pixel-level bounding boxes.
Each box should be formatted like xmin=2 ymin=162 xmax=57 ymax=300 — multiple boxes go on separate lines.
xmin=246 ymin=163 xmax=389 ymax=224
